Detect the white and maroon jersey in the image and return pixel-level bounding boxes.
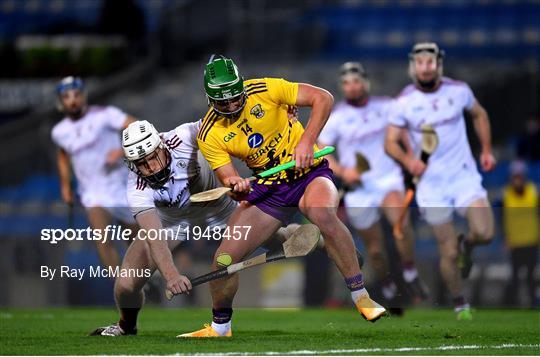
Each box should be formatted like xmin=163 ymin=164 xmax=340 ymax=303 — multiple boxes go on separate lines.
xmin=127 ymin=121 xmax=236 ymax=232
xmin=390 ymin=77 xmax=480 ymax=182
xmin=51 ymin=105 xmax=129 ymax=207
xmin=319 ymin=96 xmax=403 ymax=190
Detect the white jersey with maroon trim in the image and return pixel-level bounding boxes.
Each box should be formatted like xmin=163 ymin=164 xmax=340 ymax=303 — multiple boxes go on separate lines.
xmin=390 ymin=77 xmax=480 ymax=183
xmin=51 ymin=105 xmax=130 ymax=208
xmin=320 ymin=96 xmax=403 ymax=191
xmin=390 ymin=77 xmax=487 ymax=219
xmin=126 ymin=121 xmax=236 ymax=234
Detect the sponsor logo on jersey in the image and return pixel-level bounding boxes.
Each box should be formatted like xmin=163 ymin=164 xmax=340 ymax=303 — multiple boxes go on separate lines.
xmin=247 ymin=133 xmax=283 ymax=160
xmin=247 ymin=133 xmax=264 ymax=148
xmin=224 ymin=132 xmax=236 ymax=142
xmin=250 ymin=104 xmax=265 ymax=119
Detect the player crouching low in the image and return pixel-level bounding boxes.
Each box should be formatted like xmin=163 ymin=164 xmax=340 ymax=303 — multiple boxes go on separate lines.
xmin=90 ymin=120 xmax=319 ymax=336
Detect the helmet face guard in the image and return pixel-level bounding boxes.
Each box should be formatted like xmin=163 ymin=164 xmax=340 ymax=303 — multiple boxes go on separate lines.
xmin=56 ymin=76 xmax=87 ymax=116
xmin=339 ymin=61 xmax=371 ymax=102
xmin=207 ymin=92 xmax=247 ymax=119
xmin=204 ymin=55 xmax=246 ymax=119
xmin=122 ymin=120 xmax=172 ymax=188
xmin=408 ymin=43 xmax=445 ymax=90
xmin=128 ymin=147 xmax=172 ymax=188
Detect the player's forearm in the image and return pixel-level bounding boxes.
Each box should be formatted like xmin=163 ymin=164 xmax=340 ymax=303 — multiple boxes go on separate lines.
xmin=57 ymin=150 xmax=71 ymax=189
xmin=473 ymin=111 xmax=492 ymax=153
xmin=303 ymin=102 xmax=333 ymax=143
xmin=386 ymin=141 xmax=410 ymax=166
xmin=146 ymin=238 xmax=178 ymax=280
xmin=385 ymin=125 xmax=412 ymax=166
xmin=137 ymin=211 xmax=179 ymax=279
xmin=215 ymin=163 xmax=240 ymax=187
xmin=297 ymin=86 xmax=334 ymax=144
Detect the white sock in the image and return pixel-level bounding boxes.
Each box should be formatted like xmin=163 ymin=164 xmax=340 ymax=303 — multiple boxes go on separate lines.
xmin=454 ymin=303 xmax=470 ymax=313
xmin=211 ymin=321 xmax=231 ymax=336
xmin=350 ymin=288 xmax=369 ymax=303
xmin=403 ymin=268 xmax=419 ymax=283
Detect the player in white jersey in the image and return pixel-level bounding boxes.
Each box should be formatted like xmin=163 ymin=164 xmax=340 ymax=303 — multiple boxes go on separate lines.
xmin=385 ymin=43 xmax=496 ymax=320
xmin=319 ymin=62 xmax=427 ymax=312
xmin=91 ymin=120 xmax=314 ymax=336
xmin=51 ymin=76 xmax=138 ymax=268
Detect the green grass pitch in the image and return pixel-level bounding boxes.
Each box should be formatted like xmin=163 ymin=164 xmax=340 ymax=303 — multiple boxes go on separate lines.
xmin=1 ymin=308 xmax=539 ymax=355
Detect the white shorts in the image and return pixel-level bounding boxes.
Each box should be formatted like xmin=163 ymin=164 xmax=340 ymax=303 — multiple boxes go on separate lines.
xmin=344 ymin=177 xmax=404 ymax=230
xmin=416 ymin=169 xmax=488 ymax=225
xmin=105 ymin=207 xmax=136 ymax=224
xmin=81 ymin=188 xmax=135 ymax=224
xmin=84 ymin=206 xmax=136 ymax=224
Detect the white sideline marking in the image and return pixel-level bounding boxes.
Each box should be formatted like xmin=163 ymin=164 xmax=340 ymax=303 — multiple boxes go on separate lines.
xmin=179 ymin=343 xmax=540 ymax=356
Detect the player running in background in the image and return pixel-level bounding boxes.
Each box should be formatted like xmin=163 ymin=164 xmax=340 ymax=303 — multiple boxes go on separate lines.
xmin=51 ymin=76 xmax=138 ymax=268
xmin=91 ymin=120 xmax=314 ymax=336
xmin=385 ymin=43 xmax=496 ymax=320
xmin=318 ymin=62 xmax=428 ymax=312
xmin=179 ymin=55 xmax=386 ymax=338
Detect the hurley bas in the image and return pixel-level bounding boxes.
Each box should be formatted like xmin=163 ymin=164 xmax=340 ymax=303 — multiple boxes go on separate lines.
xmin=40 ymin=266 xmax=152 ymax=281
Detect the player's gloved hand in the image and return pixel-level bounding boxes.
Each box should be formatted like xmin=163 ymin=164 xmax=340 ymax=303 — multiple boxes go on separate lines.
xmin=166 ymin=272 xmax=192 ymax=296
xmin=406 ymin=157 xmax=426 ymax=177
xmin=293 ymin=139 xmax=314 ymax=169
xmin=61 ymin=185 xmax=73 ymax=204
xmin=479 ymin=151 xmax=496 ymax=172
xmin=341 ymin=167 xmax=361 ymax=186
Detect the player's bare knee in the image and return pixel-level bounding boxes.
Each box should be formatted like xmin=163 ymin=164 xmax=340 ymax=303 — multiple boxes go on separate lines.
xmin=471 ymin=227 xmax=494 ymax=244
xmin=441 ymin=248 xmax=458 ymax=262
xmin=114 ymin=278 xmax=138 ymax=297
xmin=309 ymin=208 xmax=338 ymax=229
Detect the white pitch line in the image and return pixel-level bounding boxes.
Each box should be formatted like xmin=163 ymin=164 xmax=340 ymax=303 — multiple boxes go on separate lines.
xmin=179 ymin=343 xmax=540 ymax=356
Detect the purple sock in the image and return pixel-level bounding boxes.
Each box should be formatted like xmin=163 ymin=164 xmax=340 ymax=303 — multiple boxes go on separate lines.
xmin=345 ymin=274 xmax=365 ymax=291
xmin=212 ymin=308 xmax=233 ymax=324
xmin=452 ymin=295 xmax=467 ymax=308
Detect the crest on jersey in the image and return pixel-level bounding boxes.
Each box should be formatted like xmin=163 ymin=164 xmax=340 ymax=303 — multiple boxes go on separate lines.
xmin=250 ymin=104 xmax=265 ymax=119
xmin=177 ymin=160 xmax=187 ymax=169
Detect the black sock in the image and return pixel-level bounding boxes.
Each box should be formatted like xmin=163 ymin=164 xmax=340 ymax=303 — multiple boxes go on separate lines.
xmin=212 ymin=308 xmax=233 ymax=324
xmin=465 ymin=239 xmax=474 ymax=253
xmin=119 ymin=308 xmax=140 ymax=331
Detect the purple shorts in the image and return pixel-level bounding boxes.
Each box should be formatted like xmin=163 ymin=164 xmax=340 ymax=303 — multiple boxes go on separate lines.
xmin=246 ymin=159 xmax=334 ymax=225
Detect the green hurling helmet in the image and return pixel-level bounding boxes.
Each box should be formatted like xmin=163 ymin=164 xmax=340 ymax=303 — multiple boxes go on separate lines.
xmin=204 ymin=54 xmax=246 ymax=118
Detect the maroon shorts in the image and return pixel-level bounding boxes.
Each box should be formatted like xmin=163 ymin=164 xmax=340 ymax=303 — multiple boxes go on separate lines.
xmin=246 ymin=159 xmax=334 ymax=225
